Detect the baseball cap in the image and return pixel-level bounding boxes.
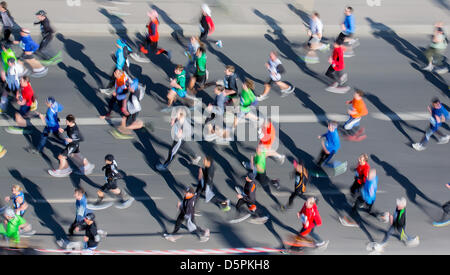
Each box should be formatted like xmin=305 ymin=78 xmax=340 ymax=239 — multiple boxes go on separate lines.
xmin=85 ymin=213 xmax=95 ymax=221
xmin=246 ymin=172 xmax=256 ymax=181
xmin=46 ymin=96 xmax=56 ymax=104
xmin=105 ymin=154 xmax=115 ymax=162
xmin=36 ymin=10 xmax=47 ymax=16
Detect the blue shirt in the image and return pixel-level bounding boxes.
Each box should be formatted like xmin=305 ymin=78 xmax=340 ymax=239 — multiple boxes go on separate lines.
xmin=343 ymin=14 xmax=355 ymax=34
xmin=361 ymin=176 xmax=377 ymax=205
xmin=75 ymin=195 xmax=91 ymax=222
xmin=431 ymin=105 xmax=449 ymax=128
xmin=322 ymin=129 xmax=340 ymax=153
xmin=46 ymin=101 xmax=63 ymax=128
xmin=20 ymin=35 xmax=39 ymax=53
xmin=115 ymin=39 xmax=132 ymax=70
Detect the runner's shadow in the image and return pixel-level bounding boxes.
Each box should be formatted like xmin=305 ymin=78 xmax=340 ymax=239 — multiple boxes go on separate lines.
xmin=370 ymin=154 xmax=443 ymax=217
xmin=409 ymin=63 xmax=449 ymax=99
xmin=9 ymin=169 xmax=67 ymax=240
xmin=365 ymin=92 xmax=425 ymax=144
xmin=286 ymin=3 xmax=311 ymax=28
xmin=133 ymin=127 xmax=186 ymax=200
xmin=150 ymin=4 xmax=187 ymax=49
xmin=124 ymin=175 xmax=174 ymax=234
xmin=129 ymin=64 xmax=167 ymax=103
xmin=203 ymin=213 xmax=250 ymax=248
xmin=57 ymin=62 xmax=107 ymax=116
xmin=279 ymin=129 xmax=376 ymax=241
xmin=56 ymin=33 xmax=111 ymax=89
xmin=98 ymin=8 xmax=136 ymax=48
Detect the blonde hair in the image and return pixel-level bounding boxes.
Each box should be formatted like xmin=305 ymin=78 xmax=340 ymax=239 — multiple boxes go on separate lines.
xmin=12 ymin=184 xmax=22 ymax=192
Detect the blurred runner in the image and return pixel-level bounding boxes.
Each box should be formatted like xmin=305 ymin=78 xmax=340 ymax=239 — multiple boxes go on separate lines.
xmin=0 ymin=208 xmax=34 ymax=245
xmin=300 ymin=12 xmax=329 ymax=64
xmin=259 ymin=118 xmax=285 ymax=164
xmin=26 ymin=96 xmax=65 ymax=154
xmin=412 ymin=98 xmax=449 ymax=151
xmin=167 ymin=64 xmax=187 ymax=108
xmin=223 ymin=65 xmax=239 ymax=106
xmin=257 ymin=51 xmax=294 ymax=101
xmin=34 ymin=10 xmax=62 ymax=64
xmin=342 ymin=90 xmax=368 ymax=141
xmin=350 ymin=153 xmax=370 ymax=198
xmin=373 ymin=197 xmax=419 ymax=252
xmin=68 ymin=187 xmax=91 ymax=237
xmin=351 ymin=169 xmax=385 ymax=220
xmin=4 ymin=184 xmax=28 ymax=217
xmin=195 ymin=156 xmax=231 ymax=211
xmin=336 ymin=6 xmax=358 ymax=57
xmin=316 ymin=121 xmax=340 ymax=167
xmin=13 ymin=29 xmax=48 ymax=77
xmin=281 ymin=159 xmax=309 ymax=210
xmin=184 ymin=36 xmax=203 ymax=74
xmin=325 ymin=40 xmax=349 ymax=92
xmin=199 ymin=4 xmax=215 ymax=41
xmin=204 ymin=81 xmax=232 ymax=144
xmin=137 ymin=9 xmax=170 ymax=59
xmin=242 ymin=145 xmax=281 ymax=190
xmin=156 ymin=108 xmax=201 ymax=171
xmin=100 ymin=39 xmax=132 ymax=95
xmin=0 ymin=1 xmax=16 ymax=43
xmin=233 ymin=78 xmax=258 ymax=128
xmin=100 ymin=69 xmax=129 ymax=119
xmin=422 ymin=22 xmax=448 ymax=74
xmin=0 ymin=46 xmax=26 ymax=114
xmin=48 ymin=114 xmax=95 ymax=177
xmin=187 ymin=46 xmax=208 ymax=95
xmin=164 ymin=187 xmax=210 ymax=242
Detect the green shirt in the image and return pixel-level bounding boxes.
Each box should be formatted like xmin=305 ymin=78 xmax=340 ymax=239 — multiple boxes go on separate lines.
xmin=1 ymin=216 xmax=27 ymax=243
xmin=240 ymin=88 xmax=256 ymax=113
xmin=175 ymin=70 xmax=186 ymax=91
xmin=196 ymin=52 xmax=207 ymax=76
xmin=431 ymin=33 xmax=447 ymax=50
xmin=1 ymin=48 xmax=17 ymax=72
xmin=254 ymin=151 xmax=266 ymax=174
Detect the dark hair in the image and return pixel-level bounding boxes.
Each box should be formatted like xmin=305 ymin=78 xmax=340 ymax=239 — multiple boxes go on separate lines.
xmin=313 ymin=12 xmax=320 ymax=18
xmin=346 ymin=6 xmax=353 ymax=12
xmin=198 ymin=47 xmax=205 ymax=54
xmin=225 ymin=65 xmax=235 ymax=73
xmin=66 ymin=114 xmax=76 ymax=123
xmin=216 ymin=85 xmax=225 ymax=92
xmin=105 ymin=154 xmax=115 ymax=162
xmin=205 ymin=155 xmax=213 ymax=164
xmin=21 ymin=76 xmax=30 ymax=83
xmin=432 ymin=97 xmax=440 ymax=104
xmin=244 ymin=78 xmax=254 ymax=91
xmin=7 ymin=57 xmax=14 ymax=64
xmin=74 ymin=187 xmax=85 ymax=195
xmin=0 ymin=1 xmax=7 ymax=10
xmin=355 ymin=89 xmax=364 ymax=97
xmin=175 ymin=64 xmax=184 ymax=71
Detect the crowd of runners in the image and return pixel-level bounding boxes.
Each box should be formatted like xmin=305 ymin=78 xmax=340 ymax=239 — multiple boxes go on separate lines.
xmin=0 ymin=2 xmax=448 ymax=254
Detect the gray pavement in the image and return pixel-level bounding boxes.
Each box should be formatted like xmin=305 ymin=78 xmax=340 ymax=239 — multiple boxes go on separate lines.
xmin=0 ymin=1 xmax=449 ymax=255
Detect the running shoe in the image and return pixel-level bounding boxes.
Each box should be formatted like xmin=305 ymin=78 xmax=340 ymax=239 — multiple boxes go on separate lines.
xmin=412 ymin=143 xmax=426 ymax=151
xmin=191 ymin=156 xmax=202 ymax=165
xmin=422 ymin=64 xmax=433 ymax=71
xmin=256 ymin=94 xmax=269 ymax=101
xmin=437 ymin=135 xmax=450 ymax=144
xmin=0 ymin=147 xmax=6 ymax=159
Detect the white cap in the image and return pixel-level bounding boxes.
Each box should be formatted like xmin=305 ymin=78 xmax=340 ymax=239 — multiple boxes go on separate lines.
xmin=4 ymin=208 xmax=15 ymax=218
xmin=202 ymin=4 xmax=211 ymax=16
xmin=396 ymin=197 xmax=407 ymax=207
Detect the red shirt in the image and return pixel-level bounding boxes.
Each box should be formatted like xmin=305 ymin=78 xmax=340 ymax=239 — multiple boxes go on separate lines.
xmin=147 ymin=18 xmax=159 ymax=42
xmin=21 ymin=83 xmax=34 ymax=107
xmin=356 ymin=162 xmax=370 ymax=185
xmin=332 ymin=46 xmax=345 ymax=71
xmin=259 ymin=122 xmax=275 ymax=148
xmin=299 ymin=203 xmax=322 ymax=236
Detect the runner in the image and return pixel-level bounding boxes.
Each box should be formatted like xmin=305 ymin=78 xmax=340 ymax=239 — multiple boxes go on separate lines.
xmin=433 ymin=183 xmax=450 ymax=227
xmin=26 ymin=96 xmax=64 ymax=154
xmin=199 ymin=4 xmax=215 ymax=41
xmin=156 ymin=108 xmax=201 ymax=171
xmin=230 ymin=173 xmax=268 ymax=224
xmin=223 ymin=65 xmax=239 ymax=106
xmin=111 ymin=78 xmax=145 ymax=138
xmin=350 ymin=153 xmax=370 ymax=198
xmin=336 ymin=7 xmax=357 ymax=47
xmin=422 ymin=22 xmax=448 ymax=73
xmin=204 ymin=81 xmax=232 ymax=144
xmin=100 ymin=69 xmax=129 ymax=119
xmin=187 ymin=46 xmax=207 ymax=95
xmin=77 ymin=213 xmax=101 ymax=252
xmin=5 ymin=76 xmax=36 ymax=135
xmin=185 ymin=36 xmax=203 ymax=74
xmin=342 ymin=90 xmax=368 ymax=140
xmin=257 ymin=51 xmax=294 ymax=101
xmin=233 ymin=78 xmax=259 ymax=129
xmin=372 ymin=197 xmax=419 ymax=252
xmin=0 ymin=208 xmax=34 ymax=245
xmin=288 ymin=197 xmax=328 ymax=250
xmin=34 ymin=10 xmax=62 ymax=64
xmin=0 ymin=2 xmax=15 ymax=43
xmin=100 ymin=39 xmax=132 ymax=95
xmin=412 ymin=98 xmax=449 ymax=151
xmin=13 ymin=29 xmax=48 ymax=77
xmin=259 ymin=118 xmax=285 ymax=164
xmin=352 ymin=169 xmax=385 ymax=220
xmin=0 ymin=48 xmax=26 ymax=114
xmin=195 ymin=156 xmax=230 ymax=211
xmin=164 ymin=187 xmax=210 ymax=242
xmin=137 ymin=9 xmax=170 ymax=58
xmin=167 ymin=64 xmax=187 ymax=107
xmin=301 ymin=12 xmax=329 ymax=64
xmin=242 ymin=145 xmax=281 ymax=190
xmin=48 ymin=114 xmax=95 ymax=177
xmin=68 ymin=187 xmax=91 ymax=236
xmin=316 ymin=121 xmax=340 ymax=167
xmin=325 ymin=40 xmax=349 ymax=92
xmin=282 ymin=159 xmax=309 ymax=210
xmin=4 ymin=184 xmax=28 ymax=217
xmin=88 ymin=154 xmax=134 ymax=210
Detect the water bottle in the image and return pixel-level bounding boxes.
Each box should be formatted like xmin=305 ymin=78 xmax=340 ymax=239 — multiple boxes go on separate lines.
xmin=216 ymin=40 xmax=223 ymax=48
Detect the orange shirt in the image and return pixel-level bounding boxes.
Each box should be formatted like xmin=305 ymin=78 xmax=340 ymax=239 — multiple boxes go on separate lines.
xmin=351 ymin=98 xmax=368 ymax=118
xmin=259 ymin=122 xmax=276 ymax=148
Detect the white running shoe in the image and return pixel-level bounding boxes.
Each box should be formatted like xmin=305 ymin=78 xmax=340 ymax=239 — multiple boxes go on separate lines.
xmin=339 ymin=73 xmax=348 ymax=85
xmin=191 ymin=156 xmax=202 ymax=165
xmin=437 ymin=135 xmax=450 ymax=144
xmin=412 ymin=143 xmax=426 ymax=151
xmin=281 ymin=86 xmax=295 ymax=95
xmin=256 ymin=94 xmax=269 ymax=101
xmin=99 ymin=88 xmax=114 ymax=96
xmin=422 ymin=63 xmax=433 ymax=72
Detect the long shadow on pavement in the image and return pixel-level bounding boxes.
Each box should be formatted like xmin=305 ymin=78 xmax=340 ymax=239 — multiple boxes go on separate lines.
xmin=98 ymin=8 xmax=136 ymax=48
xmin=371 ymin=154 xmax=443 ymax=220
xmin=150 ymin=4 xmax=187 ymax=49
xmin=56 ymin=33 xmax=111 ymax=89
xmin=365 ymin=92 xmax=425 ymax=145
xmin=9 ymin=169 xmax=67 ymax=241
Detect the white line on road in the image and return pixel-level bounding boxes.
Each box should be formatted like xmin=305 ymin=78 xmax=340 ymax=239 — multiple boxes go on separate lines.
xmin=0 ymin=112 xmax=431 ymax=127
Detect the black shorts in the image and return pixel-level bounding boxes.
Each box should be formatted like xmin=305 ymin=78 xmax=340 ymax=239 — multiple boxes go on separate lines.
xmin=194 ymin=74 xmax=206 ymax=85
xmin=61 ymin=143 xmax=79 ymax=157
xmin=126 ymin=113 xmax=138 ymax=127
xmin=265 ymin=78 xmax=278 ymax=86
xmin=100 ymin=180 xmax=118 ymax=192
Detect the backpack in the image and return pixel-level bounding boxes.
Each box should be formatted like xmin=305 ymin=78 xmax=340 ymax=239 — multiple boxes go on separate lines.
xmin=127 ymin=79 xmax=144 ymax=114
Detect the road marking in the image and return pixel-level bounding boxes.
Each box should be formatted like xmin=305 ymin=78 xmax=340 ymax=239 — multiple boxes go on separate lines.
xmin=32 ymin=196 xmax=164 ymax=204
xmin=0 ymin=112 xmax=431 ymax=127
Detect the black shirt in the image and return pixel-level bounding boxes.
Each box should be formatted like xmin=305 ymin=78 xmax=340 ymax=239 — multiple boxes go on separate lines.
xmin=65 ymin=124 xmax=84 ymax=144
xmin=34 ymin=17 xmax=54 ymax=37
xmin=243 ymin=180 xmax=256 ymax=203
xmin=79 ymin=221 xmax=99 ymax=248
xmin=181 ymin=194 xmax=197 ymax=217
xmin=224 ymin=73 xmax=238 ymax=96
xmin=200 ymin=15 xmax=209 ymax=33
xmin=202 ymin=164 xmax=215 ymax=185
